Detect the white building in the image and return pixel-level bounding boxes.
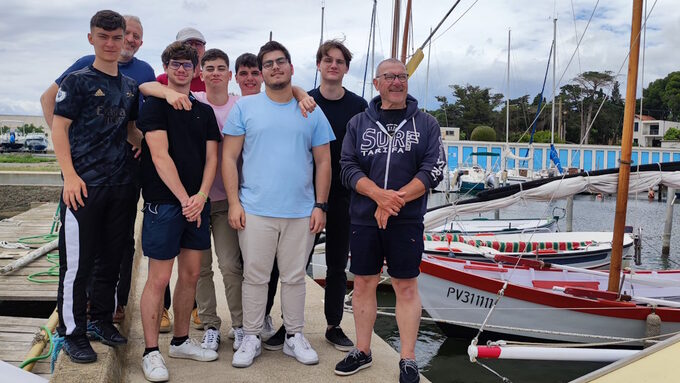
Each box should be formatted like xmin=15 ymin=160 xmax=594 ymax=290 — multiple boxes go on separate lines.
xmin=440 ymin=126 xmax=460 ymax=141
xmin=633 ymin=114 xmax=680 ymax=147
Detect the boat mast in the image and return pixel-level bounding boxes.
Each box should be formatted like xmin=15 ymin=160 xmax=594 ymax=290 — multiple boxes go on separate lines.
xmin=506 ymin=29 xmax=511 ymax=145
xmin=391 ymin=0 xmax=401 ymax=58
xmin=608 ymin=0 xmax=643 ymax=292
xmin=400 ymin=0 xmax=412 ymax=63
xmin=424 ymin=27 xmax=432 ymax=111
xmin=639 ymin=0 xmax=647 ymax=118
xmin=503 ymin=29 xmax=510 ymax=179
xmin=313 ymin=1 xmax=325 ymax=88
xmin=551 ymin=18 xmax=556 ymax=146
xmin=370 ymin=2 xmax=376 ymax=99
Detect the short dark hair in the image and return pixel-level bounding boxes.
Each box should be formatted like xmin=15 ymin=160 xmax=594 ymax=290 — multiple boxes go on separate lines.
xmin=90 ymin=10 xmax=126 ymax=32
xmin=257 ymin=41 xmax=291 ymax=71
xmin=235 ymin=53 xmax=258 ymax=72
xmin=161 ymin=41 xmax=199 ymax=67
xmin=316 ymin=39 xmax=353 ymax=67
xmin=201 ymin=48 xmax=230 ymax=68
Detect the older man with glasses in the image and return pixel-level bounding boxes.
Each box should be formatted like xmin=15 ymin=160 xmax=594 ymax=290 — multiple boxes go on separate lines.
xmin=156 ymin=27 xmax=207 ymax=92
xmin=334 ymin=58 xmax=446 ymax=383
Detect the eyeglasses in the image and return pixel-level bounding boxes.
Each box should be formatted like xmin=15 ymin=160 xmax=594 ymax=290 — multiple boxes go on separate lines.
xmin=262 ymin=57 xmax=289 ymax=70
xmin=168 ymin=60 xmax=194 ymax=71
xmin=184 ymin=40 xmax=205 ymax=48
xmin=377 ymin=73 xmax=408 ymax=83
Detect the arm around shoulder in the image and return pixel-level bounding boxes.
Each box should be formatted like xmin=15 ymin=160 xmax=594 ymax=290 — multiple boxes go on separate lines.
xmin=40 ymin=83 xmax=59 ymax=130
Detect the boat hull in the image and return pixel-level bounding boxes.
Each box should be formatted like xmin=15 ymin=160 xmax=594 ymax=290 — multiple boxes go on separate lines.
xmin=419 ymin=256 xmax=680 ymax=344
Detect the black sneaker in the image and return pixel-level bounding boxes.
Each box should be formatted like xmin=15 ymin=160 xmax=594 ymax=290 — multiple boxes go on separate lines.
xmin=399 ymin=358 xmax=420 ymax=383
xmin=63 ymin=334 xmax=97 ymax=363
xmin=334 ymin=348 xmax=372 ymax=376
xmin=263 ymin=325 xmax=285 ymax=351
xmin=87 ymin=320 xmax=127 ymax=347
xmin=325 ymin=326 xmax=354 ymax=351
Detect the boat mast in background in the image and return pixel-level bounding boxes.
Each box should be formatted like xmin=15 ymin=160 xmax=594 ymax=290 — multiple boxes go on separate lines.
xmin=502 ymin=29 xmax=510 ymax=183
xmin=608 ymin=0 xmax=643 ymax=292
xmin=639 ymin=0 xmax=647 ymax=117
xmin=313 ymin=1 xmax=325 ymax=88
xmin=551 ymin=18 xmax=557 ymax=146
xmin=424 ymin=27 xmax=432 ymax=111
xmin=391 ymin=0 xmax=401 ymax=58
xmin=400 ymin=0 xmax=412 ymax=63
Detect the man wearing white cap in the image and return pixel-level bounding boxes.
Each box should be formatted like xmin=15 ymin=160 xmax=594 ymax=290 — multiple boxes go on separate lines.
xmin=156 ymin=27 xmax=207 ymax=92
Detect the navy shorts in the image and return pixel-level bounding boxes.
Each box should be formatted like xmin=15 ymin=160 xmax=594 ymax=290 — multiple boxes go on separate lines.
xmin=349 ymin=223 xmax=424 ymax=279
xmin=142 ymin=202 xmax=211 ymax=260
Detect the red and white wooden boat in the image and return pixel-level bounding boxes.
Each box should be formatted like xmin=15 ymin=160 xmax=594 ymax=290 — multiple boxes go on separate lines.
xmin=423 ymin=231 xmax=631 ymax=269
xmin=418 ymin=254 xmax=680 ymax=344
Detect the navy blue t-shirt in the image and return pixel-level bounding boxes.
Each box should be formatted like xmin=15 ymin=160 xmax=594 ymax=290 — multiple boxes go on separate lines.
xmin=56 ymin=55 xmax=155 ymax=111
xmin=54 ymin=65 xmax=139 ymax=186
xmin=138 ymin=95 xmax=221 ymax=205
xmin=308 ymin=87 xmax=367 ymax=196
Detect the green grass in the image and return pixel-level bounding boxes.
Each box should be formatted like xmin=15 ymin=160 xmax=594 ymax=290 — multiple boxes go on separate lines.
xmin=0 ymin=154 xmax=55 ymax=163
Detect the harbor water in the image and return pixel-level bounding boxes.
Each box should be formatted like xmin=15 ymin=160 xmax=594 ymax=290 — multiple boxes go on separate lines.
xmin=372 ymin=192 xmax=680 ymax=383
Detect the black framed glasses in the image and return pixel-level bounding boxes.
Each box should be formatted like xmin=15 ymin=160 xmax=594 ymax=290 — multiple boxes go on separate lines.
xmin=168 ymin=60 xmax=194 ymax=71
xmin=262 ymin=57 xmax=289 ymax=70
xmin=377 ymin=73 xmax=408 ymax=83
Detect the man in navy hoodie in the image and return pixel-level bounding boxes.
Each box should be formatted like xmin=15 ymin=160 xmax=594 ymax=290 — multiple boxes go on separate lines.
xmin=335 ymin=58 xmax=446 ymax=383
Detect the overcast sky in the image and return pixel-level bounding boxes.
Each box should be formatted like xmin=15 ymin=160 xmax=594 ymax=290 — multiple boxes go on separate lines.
xmin=1 ymin=0 xmax=677 ymax=116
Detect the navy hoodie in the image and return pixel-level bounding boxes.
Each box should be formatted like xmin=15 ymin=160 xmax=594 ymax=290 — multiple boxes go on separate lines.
xmin=340 ymin=94 xmax=446 ymax=226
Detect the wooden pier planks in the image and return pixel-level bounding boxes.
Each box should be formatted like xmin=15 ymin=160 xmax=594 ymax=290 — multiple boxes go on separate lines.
xmin=0 ymin=203 xmax=59 ymax=301
xmin=0 ymin=315 xmax=52 ymax=380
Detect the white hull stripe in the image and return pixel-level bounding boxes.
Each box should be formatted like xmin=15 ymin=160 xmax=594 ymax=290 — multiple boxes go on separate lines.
xmin=63 ymin=209 xmax=80 ymax=335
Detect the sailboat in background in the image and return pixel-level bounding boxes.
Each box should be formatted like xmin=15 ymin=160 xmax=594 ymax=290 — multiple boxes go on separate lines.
xmin=418 ymin=1 xmax=680 ymax=365
xmin=500 ymin=19 xmax=563 ymax=186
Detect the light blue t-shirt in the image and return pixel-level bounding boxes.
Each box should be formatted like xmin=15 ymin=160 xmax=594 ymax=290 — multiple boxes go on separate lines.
xmin=223 ymin=92 xmax=335 ymax=218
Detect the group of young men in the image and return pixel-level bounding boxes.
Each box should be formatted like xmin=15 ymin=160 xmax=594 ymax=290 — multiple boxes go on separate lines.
xmin=43 ymin=9 xmax=446 ymax=383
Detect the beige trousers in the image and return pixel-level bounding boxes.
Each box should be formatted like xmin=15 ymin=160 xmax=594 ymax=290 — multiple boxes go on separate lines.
xmin=239 ymin=213 xmax=314 ymax=335
xmin=195 ymin=199 xmax=243 ymax=330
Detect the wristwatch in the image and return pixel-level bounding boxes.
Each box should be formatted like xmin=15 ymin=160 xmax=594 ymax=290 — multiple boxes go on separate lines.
xmin=314 ymin=202 xmax=328 ymax=213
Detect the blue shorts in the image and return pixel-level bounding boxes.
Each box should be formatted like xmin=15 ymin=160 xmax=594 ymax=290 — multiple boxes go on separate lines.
xmin=349 ymin=223 xmax=424 ymax=279
xmin=141 ymin=202 xmax=211 ymax=260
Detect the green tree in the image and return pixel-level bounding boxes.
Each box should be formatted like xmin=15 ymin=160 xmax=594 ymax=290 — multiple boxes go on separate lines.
xmin=449 ymin=84 xmax=503 ymax=139
xmin=573 ymin=70 xmax=616 ymax=144
xmin=664 ymin=127 xmax=680 ymax=141
xmin=470 ymin=125 xmax=497 ymax=141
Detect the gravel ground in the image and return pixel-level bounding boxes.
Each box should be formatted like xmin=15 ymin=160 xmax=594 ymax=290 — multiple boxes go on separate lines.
xmin=0 ymin=185 xmax=61 ymax=218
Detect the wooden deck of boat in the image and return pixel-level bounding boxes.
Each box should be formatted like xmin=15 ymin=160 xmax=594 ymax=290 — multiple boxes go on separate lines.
xmin=0 ymin=203 xmax=59 ymax=301
xmin=572 ymin=333 xmax=680 ymax=382
xmin=0 ymin=315 xmax=52 ymax=380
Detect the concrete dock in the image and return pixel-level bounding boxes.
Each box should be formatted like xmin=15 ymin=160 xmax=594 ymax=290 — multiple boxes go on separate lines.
xmin=49 ymin=208 xmax=429 ymax=382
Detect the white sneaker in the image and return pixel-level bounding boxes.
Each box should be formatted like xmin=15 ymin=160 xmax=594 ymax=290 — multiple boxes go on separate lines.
xmin=261 ymin=315 xmax=276 ymax=340
xmin=201 ymin=328 xmax=221 ymax=351
xmin=232 ymin=327 xmax=245 ymax=351
xmin=227 ymin=327 xmax=235 ymax=339
xmin=142 ymin=351 xmax=169 ymax=382
xmin=169 ymin=338 xmax=218 ymax=362
xmin=232 ymin=334 xmax=261 ymax=368
xmin=283 ymin=333 xmax=319 ymax=365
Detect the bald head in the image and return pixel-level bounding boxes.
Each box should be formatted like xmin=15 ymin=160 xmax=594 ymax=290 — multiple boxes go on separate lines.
xmin=373 ymin=58 xmax=408 ymax=109
xmin=376 ymin=58 xmax=406 ymax=77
